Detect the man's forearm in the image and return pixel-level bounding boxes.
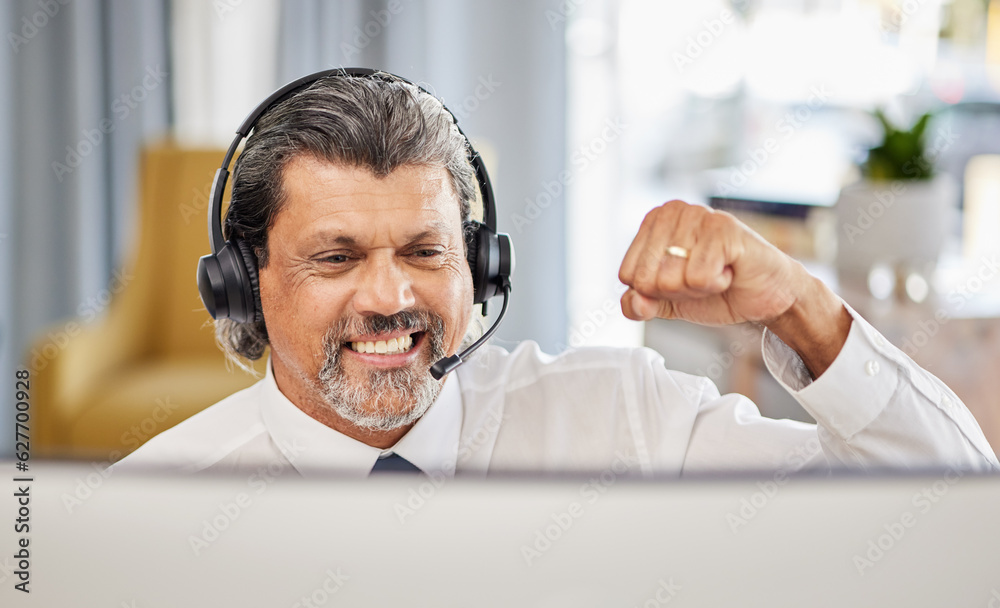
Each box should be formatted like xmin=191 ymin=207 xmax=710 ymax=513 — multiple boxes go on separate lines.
xmin=763 ymin=274 xmax=853 ymax=379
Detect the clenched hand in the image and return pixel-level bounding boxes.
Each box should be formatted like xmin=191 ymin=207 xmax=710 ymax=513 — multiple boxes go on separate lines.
xmin=618 ymin=200 xmax=852 ymax=378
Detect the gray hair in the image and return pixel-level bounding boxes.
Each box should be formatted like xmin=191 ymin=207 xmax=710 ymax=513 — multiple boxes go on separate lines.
xmin=214 ymin=72 xmax=481 ymax=368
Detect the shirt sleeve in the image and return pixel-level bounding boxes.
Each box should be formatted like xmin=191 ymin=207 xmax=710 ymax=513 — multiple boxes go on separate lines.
xmin=759 ymin=302 xmax=1000 ymax=472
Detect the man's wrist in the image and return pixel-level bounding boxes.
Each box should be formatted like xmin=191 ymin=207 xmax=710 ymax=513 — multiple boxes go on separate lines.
xmin=762 ymin=275 xmax=852 ymax=379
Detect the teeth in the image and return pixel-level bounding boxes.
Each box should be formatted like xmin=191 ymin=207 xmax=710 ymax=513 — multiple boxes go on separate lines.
xmin=350 ymin=334 xmax=414 ymax=355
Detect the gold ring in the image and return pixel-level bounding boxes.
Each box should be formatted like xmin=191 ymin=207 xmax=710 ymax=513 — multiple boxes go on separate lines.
xmin=665 ymin=245 xmax=690 ymax=259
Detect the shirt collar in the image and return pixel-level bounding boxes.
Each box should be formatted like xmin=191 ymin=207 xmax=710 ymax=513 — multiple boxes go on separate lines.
xmin=259 ymin=356 xmax=462 ymax=478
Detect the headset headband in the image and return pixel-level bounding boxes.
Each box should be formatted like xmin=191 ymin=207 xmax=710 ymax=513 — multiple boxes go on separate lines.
xmin=207 ymin=67 xmax=497 ymax=255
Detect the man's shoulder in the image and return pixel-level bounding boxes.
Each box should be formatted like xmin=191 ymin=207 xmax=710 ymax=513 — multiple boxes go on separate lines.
xmin=113 ymin=378 xmax=269 ymax=472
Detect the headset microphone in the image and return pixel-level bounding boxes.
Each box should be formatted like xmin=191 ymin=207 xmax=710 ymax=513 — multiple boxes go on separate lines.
xmin=430 ymin=279 xmax=511 ymax=380
xmin=196 ymin=68 xmax=514 ymax=380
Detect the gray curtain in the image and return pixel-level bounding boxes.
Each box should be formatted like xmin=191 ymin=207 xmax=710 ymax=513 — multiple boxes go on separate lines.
xmin=277 ymin=0 xmax=568 ymax=355
xmin=0 ymin=0 xmax=171 ymax=454
xmin=0 ymin=0 xmax=14 ymax=457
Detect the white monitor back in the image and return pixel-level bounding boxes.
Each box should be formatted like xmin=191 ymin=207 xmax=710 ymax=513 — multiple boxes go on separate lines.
xmin=2 ymin=463 xmax=998 ymax=607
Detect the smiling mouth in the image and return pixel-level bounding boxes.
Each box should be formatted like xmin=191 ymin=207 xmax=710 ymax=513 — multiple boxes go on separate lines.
xmin=346 ymin=332 xmax=422 ymax=355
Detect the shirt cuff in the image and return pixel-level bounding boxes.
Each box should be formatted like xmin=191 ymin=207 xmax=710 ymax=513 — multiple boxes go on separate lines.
xmin=761 ymin=302 xmax=903 ymax=440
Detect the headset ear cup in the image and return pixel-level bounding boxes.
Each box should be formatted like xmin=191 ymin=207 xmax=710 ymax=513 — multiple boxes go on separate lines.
xmin=197 ymin=253 xmax=226 ymax=320
xmin=235 ymin=240 xmax=263 ymax=323
xmin=465 ymin=220 xmax=506 ymax=304
xmin=467 ymin=221 xmax=498 ymax=304
xmin=465 ymin=221 xmax=481 ymax=300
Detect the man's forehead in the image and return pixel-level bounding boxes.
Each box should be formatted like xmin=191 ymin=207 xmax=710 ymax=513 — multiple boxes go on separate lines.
xmin=272 ymin=157 xmax=464 ymax=244
xmin=281 ymin=156 xmax=456 ymax=203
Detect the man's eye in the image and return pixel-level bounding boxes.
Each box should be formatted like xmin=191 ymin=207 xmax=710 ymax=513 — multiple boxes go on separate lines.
xmin=413 ymin=249 xmax=440 ymax=258
xmin=323 ymin=254 xmax=351 ymax=264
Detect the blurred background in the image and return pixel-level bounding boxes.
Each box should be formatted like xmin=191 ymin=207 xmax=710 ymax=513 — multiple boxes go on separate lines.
xmin=2 ymin=0 xmax=998 ymax=460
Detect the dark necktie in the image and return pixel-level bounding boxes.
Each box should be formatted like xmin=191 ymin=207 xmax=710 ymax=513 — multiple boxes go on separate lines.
xmin=370 ymin=453 xmax=421 ymax=474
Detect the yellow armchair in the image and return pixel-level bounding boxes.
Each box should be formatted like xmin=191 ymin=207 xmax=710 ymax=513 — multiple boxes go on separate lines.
xmin=29 ymin=144 xmax=265 ymax=461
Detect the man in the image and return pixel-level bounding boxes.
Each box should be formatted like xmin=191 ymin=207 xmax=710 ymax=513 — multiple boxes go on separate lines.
xmin=117 ymin=72 xmax=998 ymax=477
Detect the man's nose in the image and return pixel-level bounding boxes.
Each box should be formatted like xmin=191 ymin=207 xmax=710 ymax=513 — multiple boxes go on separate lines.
xmin=351 ymin=255 xmax=416 ymax=317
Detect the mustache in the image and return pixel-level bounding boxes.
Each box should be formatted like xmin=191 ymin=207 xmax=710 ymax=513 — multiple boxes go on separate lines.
xmin=323 ymin=309 xmax=444 ymax=345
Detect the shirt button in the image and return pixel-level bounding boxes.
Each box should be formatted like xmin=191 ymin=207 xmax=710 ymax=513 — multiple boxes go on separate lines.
xmin=941 ymin=396 xmax=952 ymax=410
xmin=865 ymin=360 xmax=880 ymax=376
xmin=874 ymin=335 xmax=886 ymax=348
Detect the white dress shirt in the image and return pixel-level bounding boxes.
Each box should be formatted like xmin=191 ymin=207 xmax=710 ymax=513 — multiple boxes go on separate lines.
xmin=115 ymin=306 xmax=999 ymax=477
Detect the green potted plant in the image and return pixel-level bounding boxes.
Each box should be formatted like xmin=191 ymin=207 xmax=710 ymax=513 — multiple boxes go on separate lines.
xmin=864 ymin=109 xmax=934 ymax=180
xmin=835 ymin=108 xmax=957 ymax=293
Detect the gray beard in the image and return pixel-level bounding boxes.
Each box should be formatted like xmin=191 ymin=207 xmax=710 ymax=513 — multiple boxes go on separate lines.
xmin=316 ymin=312 xmax=446 ymax=432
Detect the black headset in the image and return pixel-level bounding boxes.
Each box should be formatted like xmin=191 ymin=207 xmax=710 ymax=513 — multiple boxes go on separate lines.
xmin=196 ymin=68 xmax=513 ymax=379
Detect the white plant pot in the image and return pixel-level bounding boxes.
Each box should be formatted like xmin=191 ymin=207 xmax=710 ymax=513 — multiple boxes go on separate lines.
xmin=835 ymin=174 xmax=957 ymax=283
